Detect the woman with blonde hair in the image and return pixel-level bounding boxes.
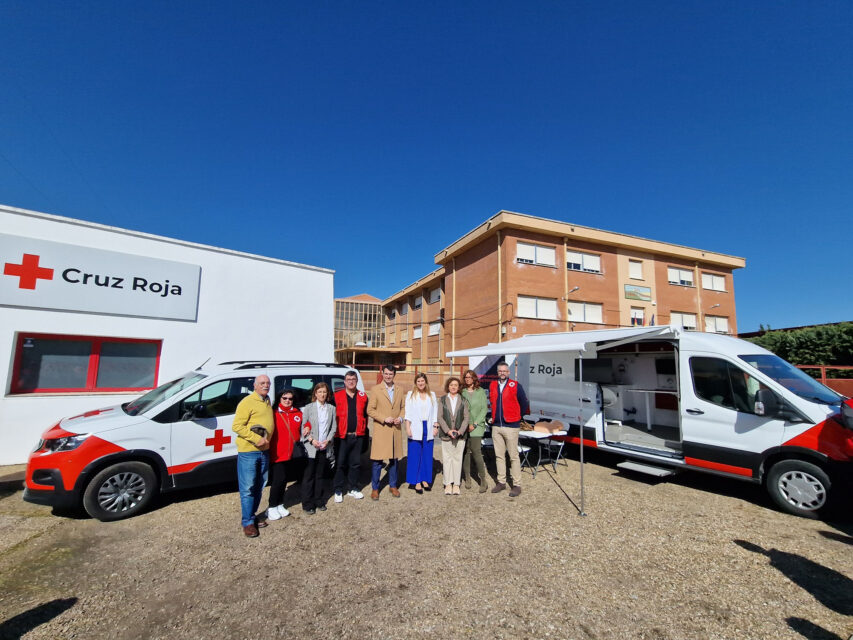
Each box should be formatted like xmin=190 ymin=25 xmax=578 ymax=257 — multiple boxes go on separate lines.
xmin=437 ymin=376 xmax=470 ymax=495
xmin=405 ymin=372 xmax=438 ymax=494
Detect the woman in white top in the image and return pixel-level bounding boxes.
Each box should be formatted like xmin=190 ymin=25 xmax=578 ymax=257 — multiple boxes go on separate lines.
xmin=300 ymin=382 xmax=336 ymax=514
xmin=404 ymin=373 xmax=438 ymax=494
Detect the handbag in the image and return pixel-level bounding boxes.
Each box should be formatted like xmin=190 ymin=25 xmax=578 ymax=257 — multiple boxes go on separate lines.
xmin=281 ymin=413 xmax=307 ymax=459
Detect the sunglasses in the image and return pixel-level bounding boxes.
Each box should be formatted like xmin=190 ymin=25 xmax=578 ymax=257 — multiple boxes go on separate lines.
xmin=281 ymin=397 xmax=294 ymax=402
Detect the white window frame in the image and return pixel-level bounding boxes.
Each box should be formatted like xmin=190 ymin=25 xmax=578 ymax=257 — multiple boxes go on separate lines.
xmin=630 ymin=307 xmax=645 ymax=326
xmin=428 ymin=321 xmax=441 ymax=336
xmin=413 ymin=295 xmax=423 ymax=310
xmin=517 ymin=295 xmax=558 ymax=320
xmin=400 ymin=329 xmax=408 ymax=342
xmin=412 ymin=326 xmax=423 ymax=339
xmin=667 ymin=267 xmax=694 ymax=287
xmin=566 ymin=251 xmax=601 ymax=273
xmin=701 ymin=273 xmax=726 ymax=292
xmin=516 ymin=242 xmax=556 ymax=267
xmin=671 ymin=311 xmax=697 ymax=330
xmin=567 ymin=301 xmax=603 ymax=324
xmin=400 ymin=302 xmax=409 ymax=316
xmin=628 ymin=260 xmax=643 ymax=280
xmin=428 ymin=287 xmax=440 ymax=304
xmin=704 ymin=315 xmax=729 ymax=334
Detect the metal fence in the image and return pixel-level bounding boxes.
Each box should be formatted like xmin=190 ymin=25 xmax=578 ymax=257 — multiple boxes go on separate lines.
xmin=796 ymin=365 xmax=853 ymax=397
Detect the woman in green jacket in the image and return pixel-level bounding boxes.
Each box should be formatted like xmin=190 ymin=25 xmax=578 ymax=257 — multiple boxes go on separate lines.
xmin=462 ymin=369 xmax=489 ymax=493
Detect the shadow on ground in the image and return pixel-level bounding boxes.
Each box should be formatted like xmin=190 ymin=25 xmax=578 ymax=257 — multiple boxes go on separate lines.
xmin=734 ymin=539 xmax=853 ymax=616
xmin=0 ymin=598 xmax=77 ymax=639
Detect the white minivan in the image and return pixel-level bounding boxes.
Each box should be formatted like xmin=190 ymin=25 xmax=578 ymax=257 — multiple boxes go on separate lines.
xmin=23 ymin=361 xmax=363 ymax=520
xmin=450 ymin=326 xmax=853 ymax=518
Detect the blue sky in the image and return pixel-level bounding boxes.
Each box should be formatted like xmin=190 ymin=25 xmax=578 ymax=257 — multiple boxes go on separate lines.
xmin=2 ymin=1 xmax=851 ymax=332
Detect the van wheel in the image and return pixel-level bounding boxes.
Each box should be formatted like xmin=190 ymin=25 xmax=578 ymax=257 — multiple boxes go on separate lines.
xmin=82 ymin=462 xmax=158 ymax=521
xmin=766 ymin=460 xmax=830 ymax=519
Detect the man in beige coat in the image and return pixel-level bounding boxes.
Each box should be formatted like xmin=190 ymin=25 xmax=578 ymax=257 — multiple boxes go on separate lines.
xmin=367 ymin=364 xmax=405 ymax=500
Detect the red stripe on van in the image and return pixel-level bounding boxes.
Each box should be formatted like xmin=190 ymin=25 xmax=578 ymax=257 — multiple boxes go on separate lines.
xmin=167 ymin=461 xmax=205 ymax=475
xmin=685 ymin=457 xmax=753 ymax=477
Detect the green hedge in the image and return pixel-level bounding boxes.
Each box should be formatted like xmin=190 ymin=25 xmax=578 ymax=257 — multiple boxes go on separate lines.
xmin=745 ymin=323 xmax=853 ymax=379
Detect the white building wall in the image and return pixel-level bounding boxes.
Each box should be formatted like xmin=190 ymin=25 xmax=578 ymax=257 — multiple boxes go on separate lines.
xmin=0 ymin=205 xmax=334 ymax=464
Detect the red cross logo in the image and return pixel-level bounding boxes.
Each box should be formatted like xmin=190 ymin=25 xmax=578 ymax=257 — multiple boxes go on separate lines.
xmin=3 ymin=254 xmax=55 ymax=290
xmin=205 ymin=429 xmax=231 ymax=453
xmin=70 ymin=408 xmax=113 ymax=420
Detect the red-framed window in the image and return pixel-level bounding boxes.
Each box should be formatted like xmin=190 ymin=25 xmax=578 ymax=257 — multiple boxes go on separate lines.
xmin=10 ymin=333 xmax=162 ymax=394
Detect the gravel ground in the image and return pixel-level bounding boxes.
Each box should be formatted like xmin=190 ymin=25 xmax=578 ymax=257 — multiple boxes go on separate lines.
xmin=0 ymin=449 xmax=851 ymax=640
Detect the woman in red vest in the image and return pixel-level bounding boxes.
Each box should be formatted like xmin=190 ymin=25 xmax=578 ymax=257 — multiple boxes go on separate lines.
xmin=266 ymin=389 xmax=304 ymax=520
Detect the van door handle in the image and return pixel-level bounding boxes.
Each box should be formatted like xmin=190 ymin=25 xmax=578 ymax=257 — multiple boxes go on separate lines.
xmin=582 ymin=397 xmax=591 ymax=403
xmin=686 ymin=408 xmax=704 ymax=415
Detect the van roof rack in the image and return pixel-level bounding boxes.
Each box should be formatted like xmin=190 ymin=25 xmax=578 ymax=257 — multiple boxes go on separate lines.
xmin=218 ymin=360 xmax=350 ymax=370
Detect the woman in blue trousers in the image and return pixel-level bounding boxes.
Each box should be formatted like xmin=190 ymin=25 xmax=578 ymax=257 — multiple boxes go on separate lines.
xmin=404 ymin=373 xmax=438 ymax=494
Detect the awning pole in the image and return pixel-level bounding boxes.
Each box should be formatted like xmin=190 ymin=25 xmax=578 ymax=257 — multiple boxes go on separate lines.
xmin=578 ymin=357 xmax=587 ymax=517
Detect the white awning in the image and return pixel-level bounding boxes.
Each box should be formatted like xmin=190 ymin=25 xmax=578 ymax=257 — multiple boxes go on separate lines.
xmin=447 ymin=325 xmax=678 ymax=358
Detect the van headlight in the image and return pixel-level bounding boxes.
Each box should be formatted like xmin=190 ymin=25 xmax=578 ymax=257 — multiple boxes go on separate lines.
xmin=43 ymin=434 xmax=89 ymax=453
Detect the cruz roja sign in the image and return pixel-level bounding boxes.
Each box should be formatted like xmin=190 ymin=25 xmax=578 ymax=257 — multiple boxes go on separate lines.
xmin=0 ymin=233 xmax=201 ymax=321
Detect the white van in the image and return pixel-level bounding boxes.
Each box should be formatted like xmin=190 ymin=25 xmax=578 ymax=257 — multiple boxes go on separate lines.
xmin=23 ymin=361 xmax=363 ymax=520
xmin=450 ymin=326 xmax=853 ymax=518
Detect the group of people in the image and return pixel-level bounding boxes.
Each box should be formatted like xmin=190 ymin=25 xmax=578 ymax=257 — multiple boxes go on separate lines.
xmin=231 ymin=363 xmax=529 ymax=538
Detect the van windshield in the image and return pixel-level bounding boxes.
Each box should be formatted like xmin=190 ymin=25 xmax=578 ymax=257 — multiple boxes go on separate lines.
xmin=738 ymin=354 xmax=841 ymax=405
xmin=123 ymin=373 xmax=207 ymax=416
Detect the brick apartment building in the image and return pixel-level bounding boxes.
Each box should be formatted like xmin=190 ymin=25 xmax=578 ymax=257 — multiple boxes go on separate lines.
xmin=383 ymin=210 xmax=745 ymax=368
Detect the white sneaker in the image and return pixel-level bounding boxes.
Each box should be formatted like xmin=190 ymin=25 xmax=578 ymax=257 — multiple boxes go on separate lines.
xmin=278 ymin=505 xmax=290 ymax=518
xmin=267 ymin=506 xmax=282 ymax=521
xmin=334 ymin=493 xmax=343 ymax=503
xmin=347 ymin=489 xmax=364 ymax=500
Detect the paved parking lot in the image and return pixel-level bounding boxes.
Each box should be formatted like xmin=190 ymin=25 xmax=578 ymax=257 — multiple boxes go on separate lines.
xmin=0 ymin=451 xmax=851 ymax=640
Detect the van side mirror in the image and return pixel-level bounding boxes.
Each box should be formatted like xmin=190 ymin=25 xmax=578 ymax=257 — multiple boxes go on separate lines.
xmin=754 ymin=389 xmax=778 ymax=417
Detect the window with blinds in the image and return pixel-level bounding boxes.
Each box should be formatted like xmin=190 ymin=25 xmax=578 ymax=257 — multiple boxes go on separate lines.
xmin=567 ymin=301 xmax=603 ymax=323
xmin=413 ymin=326 xmax=422 ymax=339
xmin=671 ymin=312 xmax=697 ymax=330
xmin=428 ymin=321 xmax=441 ymax=336
xmin=518 ymin=295 xmax=558 ymax=320
xmin=516 ymin=242 xmax=556 ymax=267
xmin=566 ymin=251 xmax=601 ymax=273
xmin=630 ymin=307 xmax=645 ymax=326
xmin=701 ymin=273 xmax=726 ymax=291
xmin=667 ymin=267 xmax=694 ymax=286
xmin=704 ymin=315 xmax=729 ymax=333
xmin=629 ymin=260 xmax=643 ymax=280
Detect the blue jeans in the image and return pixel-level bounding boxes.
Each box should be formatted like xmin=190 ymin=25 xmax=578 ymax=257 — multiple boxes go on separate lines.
xmin=237 ymin=451 xmax=269 ymax=527
xmin=371 ymin=458 xmax=398 ymax=490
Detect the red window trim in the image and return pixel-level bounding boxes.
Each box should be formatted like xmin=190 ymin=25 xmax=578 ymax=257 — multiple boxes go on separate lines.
xmin=10 ymin=332 xmax=162 ymax=394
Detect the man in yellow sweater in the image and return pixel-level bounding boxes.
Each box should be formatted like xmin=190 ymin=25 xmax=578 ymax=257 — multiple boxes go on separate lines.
xmin=232 ymin=374 xmax=274 ymax=538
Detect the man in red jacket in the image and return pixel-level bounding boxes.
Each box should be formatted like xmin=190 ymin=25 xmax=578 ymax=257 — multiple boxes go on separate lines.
xmin=488 ymin=362 xmax=529 ymax=497
xmin=333 ymin=370 xmax=369 ymax=502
